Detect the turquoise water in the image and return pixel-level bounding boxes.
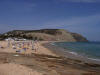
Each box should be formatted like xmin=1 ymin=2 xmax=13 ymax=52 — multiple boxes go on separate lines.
xmin=54 ymin=42 xmax=100 ymax=60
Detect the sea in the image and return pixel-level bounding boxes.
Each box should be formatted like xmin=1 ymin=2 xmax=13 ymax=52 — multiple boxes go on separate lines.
xmin=53 ymin=42 xmax=100 ymax=61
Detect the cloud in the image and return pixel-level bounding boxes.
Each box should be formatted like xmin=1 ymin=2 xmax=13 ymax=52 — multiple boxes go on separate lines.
xmin=58 ymin=0 xmax=100 ymax=3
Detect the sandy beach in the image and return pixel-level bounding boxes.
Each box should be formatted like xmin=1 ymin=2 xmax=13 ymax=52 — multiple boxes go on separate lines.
xmin=0 ymin=41 xmax=100 ymax=75
xmin=0 ymin=63 xmax=42 ymax=75
xmin=0 ymin=41 xmax=57 ymax=56
xmin=0 ymin=41 xmax=58 ymax=75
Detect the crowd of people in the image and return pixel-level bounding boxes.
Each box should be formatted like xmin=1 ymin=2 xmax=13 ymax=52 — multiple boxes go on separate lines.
xmin=0 ymin=40 xmax=39 ymax=54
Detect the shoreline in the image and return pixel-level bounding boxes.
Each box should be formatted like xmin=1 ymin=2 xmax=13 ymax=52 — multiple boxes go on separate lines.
xmin=0 ymin=41 xmax=100 ymax=75
xmin=41 ymin=41 xmax=100 ymax=65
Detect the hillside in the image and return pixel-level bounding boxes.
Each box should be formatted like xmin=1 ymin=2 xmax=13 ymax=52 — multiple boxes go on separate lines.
xmin=0 ymin=29 xmax=88 ymax=42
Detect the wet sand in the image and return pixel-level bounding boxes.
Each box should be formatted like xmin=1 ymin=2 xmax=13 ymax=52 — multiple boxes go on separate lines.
xmin=42 ymin=41 xmax=100 ymax=64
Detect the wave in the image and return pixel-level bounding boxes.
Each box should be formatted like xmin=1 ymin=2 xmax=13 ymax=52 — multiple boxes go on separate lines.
xmin=50 ymin=42 xmax=100 ymax=62
xmin=68 ymin=52 xmax=78 ymax=55
xmin=87 ymin=58 xmax=100 ymax=62
xmin=50 ymin=42 xmax=56 ymax=45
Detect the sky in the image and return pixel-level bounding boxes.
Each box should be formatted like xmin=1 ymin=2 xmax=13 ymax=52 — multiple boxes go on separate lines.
xmin=0 ymin=0 xmax=100 ymax=41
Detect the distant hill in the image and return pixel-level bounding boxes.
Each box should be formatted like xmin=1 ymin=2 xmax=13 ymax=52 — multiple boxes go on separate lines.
xmin=0 ymin=29 xmax=88 ymax=42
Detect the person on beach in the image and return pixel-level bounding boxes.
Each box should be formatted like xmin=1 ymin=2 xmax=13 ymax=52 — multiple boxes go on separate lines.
xmin=12 ymin=41 xmax=16 ymax=49
xmin=23 ymin=43 xmax=27 ymax=52
xmin=33 ymin=40 xmax=39 ymax=52
xmin=31 ymin=41 xmax=34 ymax=50
xmin=7 ymin=40 xmax=10 ymax=48
xmin=12 ymin=45 xmax=16 ymax=49
xmin=0 ymin=45 xmax=4 ymax=49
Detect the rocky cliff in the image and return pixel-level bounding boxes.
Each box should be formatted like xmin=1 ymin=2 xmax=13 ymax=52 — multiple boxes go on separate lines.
xmin=0 ymin=29 xmax=88 ymax=42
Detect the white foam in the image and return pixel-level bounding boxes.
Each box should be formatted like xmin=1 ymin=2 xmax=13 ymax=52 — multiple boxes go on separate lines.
xmin=88 ymin=58 xmax=100 ymax=61
xmin=69 ymin=52 xmax=78 ymax=55
xmin=50 ymin=43 xmax=55 ymax=45
xmin=14 ymin=55 xmax=19 ymax=57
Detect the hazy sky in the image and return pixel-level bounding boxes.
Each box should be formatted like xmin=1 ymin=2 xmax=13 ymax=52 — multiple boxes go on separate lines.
xmin=0 ymin=0 xmax=100 ymax=41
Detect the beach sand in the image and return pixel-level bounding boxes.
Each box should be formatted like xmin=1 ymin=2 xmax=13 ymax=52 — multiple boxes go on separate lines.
xmin=0 ymin=41 xmax=58 ymax=75
xmin=0 ymin=41 xmax=100 ymax=75
xmin=0 ymin=63 xmax=42 ymax=75
xmin=0 ymin=41 xmax=57 ymax=56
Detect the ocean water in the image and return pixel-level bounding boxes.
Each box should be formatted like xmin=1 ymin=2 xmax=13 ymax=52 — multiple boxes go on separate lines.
xmin=54 ymin=42 xmax=100 ymax=60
